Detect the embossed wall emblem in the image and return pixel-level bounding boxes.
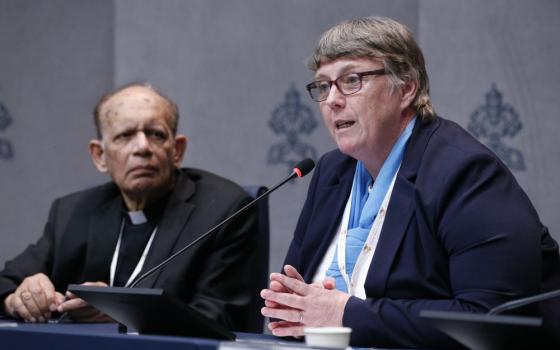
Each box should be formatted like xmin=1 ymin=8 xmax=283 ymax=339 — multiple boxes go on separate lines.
xmin=0 ymin=100 xmax=14 ymax=159
xmin=268 ymin=84 xmax=317 ymax=172
xmin=468 ymin=83 xmax=525 ymax=171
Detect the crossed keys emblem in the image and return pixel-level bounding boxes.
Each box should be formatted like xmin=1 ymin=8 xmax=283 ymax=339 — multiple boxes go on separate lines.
xmin=268 ymin=85 xmax=317 ymax=172
xmin=468 ymin=83 xmax=525 ymax=171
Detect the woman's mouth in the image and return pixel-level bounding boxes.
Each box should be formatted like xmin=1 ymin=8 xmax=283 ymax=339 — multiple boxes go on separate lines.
xmin=335 ymin=120 xmax=355 ymax=129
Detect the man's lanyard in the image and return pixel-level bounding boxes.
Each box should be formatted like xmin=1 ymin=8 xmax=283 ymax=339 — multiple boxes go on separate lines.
xmin=109 ymin=219 xmax=158 ymax=287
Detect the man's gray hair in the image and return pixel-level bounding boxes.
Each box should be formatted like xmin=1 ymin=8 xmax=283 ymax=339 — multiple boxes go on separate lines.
xmin=93 ymin=82 xmax=180 ymax=138
xmin=308 ymin=16 xmax=435 ymax=119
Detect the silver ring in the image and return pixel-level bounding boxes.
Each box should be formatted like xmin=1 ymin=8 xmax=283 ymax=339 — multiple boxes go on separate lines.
xmin=298 ymin=311 xmax=304 ymax=324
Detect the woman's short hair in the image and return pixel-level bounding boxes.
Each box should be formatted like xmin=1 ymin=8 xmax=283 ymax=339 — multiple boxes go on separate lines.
xmin=308 ymin=16 xmax=435 ymax=119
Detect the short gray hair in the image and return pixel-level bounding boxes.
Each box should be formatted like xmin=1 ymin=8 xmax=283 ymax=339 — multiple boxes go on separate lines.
xmin=93 ymin=82 xmax=180 ymax=138
xmin=308 ymin=16 xmax=435 ymax=119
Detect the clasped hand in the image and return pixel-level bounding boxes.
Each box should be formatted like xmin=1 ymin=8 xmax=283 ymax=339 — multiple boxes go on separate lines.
xmin=260 ymin=265 xmax=350 ymax=337
xmin=3 ymin=273 xmax=112 ymax=323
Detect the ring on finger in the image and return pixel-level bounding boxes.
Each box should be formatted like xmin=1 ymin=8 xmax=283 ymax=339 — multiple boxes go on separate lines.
xmin=298 ymin=310 xmax=304 ymax=324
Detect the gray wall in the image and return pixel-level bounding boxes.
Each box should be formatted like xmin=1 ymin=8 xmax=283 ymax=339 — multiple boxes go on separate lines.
xmin=0 ymin=0 xmax=113 ymax=261
xmin=1 ymin=1 xmax=558 ymax=278
xmin=419 ymin=0 xmax=560 ymax=243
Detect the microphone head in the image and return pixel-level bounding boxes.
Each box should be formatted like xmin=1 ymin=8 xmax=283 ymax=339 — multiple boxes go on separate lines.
xmin=293 ymin=158 xmax=315 ymax=178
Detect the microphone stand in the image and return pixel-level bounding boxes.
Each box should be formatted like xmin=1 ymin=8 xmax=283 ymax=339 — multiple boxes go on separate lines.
xmin=488 ymin=289 xmax=560 ymax=315
xmin=130 ymin=167 xmax=306 ymax=288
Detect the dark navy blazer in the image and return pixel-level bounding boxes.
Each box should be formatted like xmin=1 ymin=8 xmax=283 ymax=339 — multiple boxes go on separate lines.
xmin=285 ymin=116 xmax=559 ymax=348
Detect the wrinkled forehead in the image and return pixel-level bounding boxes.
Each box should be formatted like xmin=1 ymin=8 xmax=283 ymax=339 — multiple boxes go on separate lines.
xmin=98 ymin=87 xmax=173 ymax=130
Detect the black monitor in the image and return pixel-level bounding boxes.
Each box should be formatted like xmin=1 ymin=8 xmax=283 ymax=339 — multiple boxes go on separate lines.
xmin=67 ymin=284 xmax=235 ymax=340
xmin=420 ymin=309 xmax=560 ymax=349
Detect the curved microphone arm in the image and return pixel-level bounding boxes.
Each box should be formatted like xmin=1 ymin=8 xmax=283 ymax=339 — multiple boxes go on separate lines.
xmin=129 ymin=158 xmax=315 ymax=288
xmin=488 ymin=289 xmax=560 ymax=315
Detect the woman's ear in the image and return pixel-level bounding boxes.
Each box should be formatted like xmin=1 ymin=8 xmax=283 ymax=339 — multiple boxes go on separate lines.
xmin=400 ymin=79 xmax=418 ymax=110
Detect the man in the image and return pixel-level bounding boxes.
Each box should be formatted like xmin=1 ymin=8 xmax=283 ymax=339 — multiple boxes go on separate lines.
xmin=260 ymin=17 xmax=560 ymax=348
xmin=0 ymin=83 xmax=258 ymax=331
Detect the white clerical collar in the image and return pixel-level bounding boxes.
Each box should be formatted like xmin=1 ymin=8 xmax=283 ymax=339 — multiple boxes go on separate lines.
xmin=128 ymin=210 xmax=148 ymax=225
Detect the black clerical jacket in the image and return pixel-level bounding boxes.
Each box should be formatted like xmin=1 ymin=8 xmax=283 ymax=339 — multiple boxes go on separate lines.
xmin=0 ymin=168 xmax=258 ymax=331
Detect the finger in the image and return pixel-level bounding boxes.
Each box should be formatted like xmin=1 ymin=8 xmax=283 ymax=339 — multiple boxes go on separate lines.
xmin=19 ymin=290 xmax=43 ymax=322
xmin=264 ymin=297 xmax=296 ymax=308
xmin=4 ymin=294 xmax=18 ymax=317
xmin=12 ymin=294 xmax=35 ymax=322
xmin=268 ymin=320 xmax=298 ymax=330
xmin=270 ymin=323 xmax=305 ymax=337
xmin=261 ymin=289 xmax=305 ymax=310
xmin=322 ymin=277 xmax=336 ymax=290
xmin=58 ymin=297 xmax=88 ymax=312
xmin=283 ymin=265 xmax=304 ymax=281
xmin=50 ymin=292 xmax=66 ymax=314
xmin=13 ymin=306 xmax=31 ymax=321
xmin=7 ymin=294 xmax=22 ymax=318
xmin=29 ymin=285 xmax=48 ymax=314
xmin=265 ymin=299 xmax=286 ymax=308
xmin=36 ymin=276 xmax=59 ymax=313
xmin=53 ymin=292 xmax=66 ymax=308
xmin=262 ymin=284 xmax=289 ymax=308
xmin=261 ymin=306 xmax=302 ymax=323
xmin=82 ymin=281 xmax=108 ymax=287
xmin=269 ymin=280 xmax=289 ymax=292
xmin=270 ymin=273 xmax=309 ymax=296
xmin=37 ymin=275 xmax=56 ymax=305
xmin=55 ymin=291 xmax=66 ymax=302
xmin=20 ymin=274 xmax=54 ymax=320
xmin=28 ymin=292 xmax=49 ymax=322
xmin=29 ymin=284 xmax=52 ymax=320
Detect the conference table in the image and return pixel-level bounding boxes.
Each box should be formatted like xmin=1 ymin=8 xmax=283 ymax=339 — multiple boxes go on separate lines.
xmin=0 ymin=320 xmax=311 ymax=350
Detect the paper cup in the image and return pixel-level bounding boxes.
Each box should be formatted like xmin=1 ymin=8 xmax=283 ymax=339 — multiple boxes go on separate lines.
xmin=304 ymin=327 xmax=352 ymax=349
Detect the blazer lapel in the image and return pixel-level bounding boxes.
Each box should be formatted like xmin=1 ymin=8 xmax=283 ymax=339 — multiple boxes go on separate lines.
xmin=365 ymin=117 xmax=441 ymax=296
xmin=303 ymin=157 xmax=355 ymax=281
xmin=365 ymin=173 xmax=415 ymax=295
xmin=139 ymin=173 xmax=196 ymax=287
xmin=83 ymin=196 xmax=122 ymax=282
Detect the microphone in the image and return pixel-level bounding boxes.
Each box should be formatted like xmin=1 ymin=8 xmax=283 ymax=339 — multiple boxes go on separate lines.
xmin=488 ymin=289 xmax=560 ymax=315
xmin=129 ymin=158 xmax=315 ymax=288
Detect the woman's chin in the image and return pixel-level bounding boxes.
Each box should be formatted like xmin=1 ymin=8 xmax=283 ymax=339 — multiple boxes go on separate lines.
xmin=336 ymin=142 xmax=360 ymax=158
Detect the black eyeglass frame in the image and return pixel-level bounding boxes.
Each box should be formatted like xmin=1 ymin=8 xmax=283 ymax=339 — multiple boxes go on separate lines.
xmin=305 ymin=69 xmax=386 ymax=102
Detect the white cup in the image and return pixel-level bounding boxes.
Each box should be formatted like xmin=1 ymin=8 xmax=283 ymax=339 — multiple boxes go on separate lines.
xmin=304 ymin=327 xmax=352 ymax=349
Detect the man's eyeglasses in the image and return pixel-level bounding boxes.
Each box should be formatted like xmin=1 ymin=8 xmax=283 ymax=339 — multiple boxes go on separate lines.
xmin=305 ymin=69 xmax=386 ymax=102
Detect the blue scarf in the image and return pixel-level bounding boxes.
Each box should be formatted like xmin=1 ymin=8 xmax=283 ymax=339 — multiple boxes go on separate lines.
xmin=326 ymin=117 xmax=416 ymax=292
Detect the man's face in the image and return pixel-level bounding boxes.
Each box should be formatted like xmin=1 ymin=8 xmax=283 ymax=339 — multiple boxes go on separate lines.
xmin=315 ymin=57 xmax=412 ymax=163
xmin=90 ymin=86 xmax=186 ymax=198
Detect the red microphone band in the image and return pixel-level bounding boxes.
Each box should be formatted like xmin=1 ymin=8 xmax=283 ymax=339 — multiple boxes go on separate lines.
xmin=294 ymin=168 xmax=303 ymax=178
